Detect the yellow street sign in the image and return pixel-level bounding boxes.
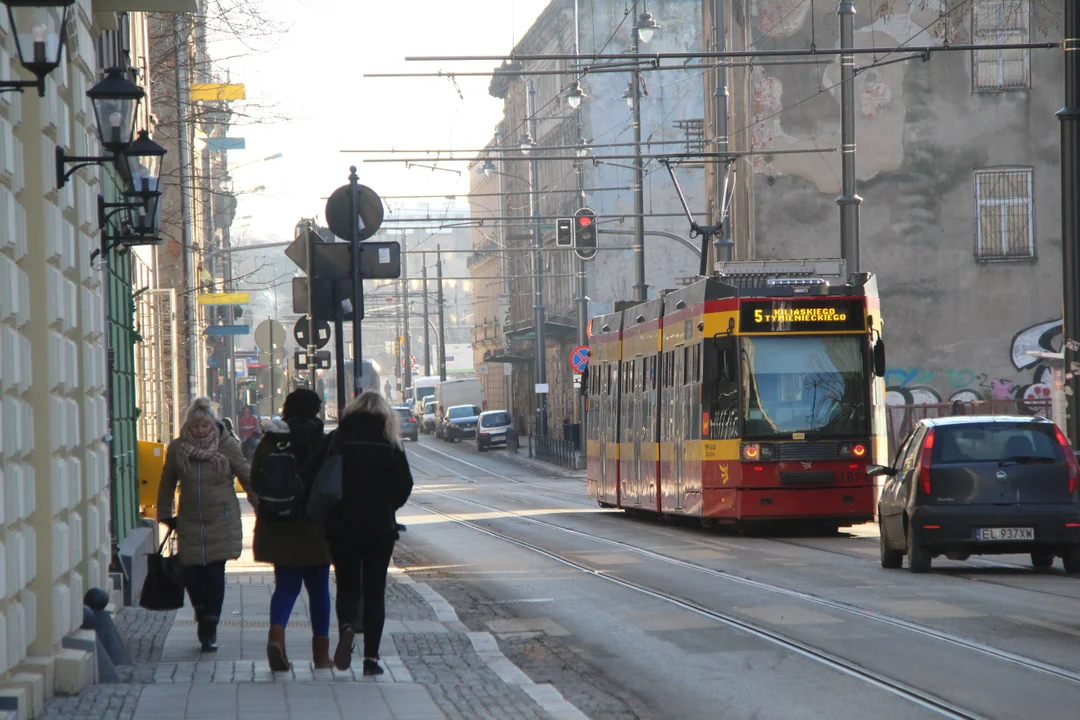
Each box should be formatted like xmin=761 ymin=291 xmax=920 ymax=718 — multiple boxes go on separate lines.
xmin=190 ymin=83 xmax=246 ymax=102
xmin=197 ymin=292 xmax=251 ymax=306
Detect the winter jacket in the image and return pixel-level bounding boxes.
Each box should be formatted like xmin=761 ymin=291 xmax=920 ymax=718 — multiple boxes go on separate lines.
xmin=315 ymin=412 xmax=413 ymax=535
xmin=250 ymin=418 xmax=331 ymax=567
xmin=157 ymin=424 xmax=253 ymax=567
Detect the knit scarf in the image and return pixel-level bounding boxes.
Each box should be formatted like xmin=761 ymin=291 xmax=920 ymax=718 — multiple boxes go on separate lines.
xmin=176 ymin=424 xmax=230 ymax=476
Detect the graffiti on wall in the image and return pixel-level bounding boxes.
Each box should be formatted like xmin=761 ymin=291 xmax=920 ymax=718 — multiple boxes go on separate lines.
xmin=884 ymin=319 xmax=1061 ymax=407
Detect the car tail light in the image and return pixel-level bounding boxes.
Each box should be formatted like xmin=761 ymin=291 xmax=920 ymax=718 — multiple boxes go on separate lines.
xmin=741 ymin=443 xmax=776 ymax=461
xmin=1053 ymin=426 xmax=1079 ymax=493
xmin=918 ymin=429 xmax=935 ymax=496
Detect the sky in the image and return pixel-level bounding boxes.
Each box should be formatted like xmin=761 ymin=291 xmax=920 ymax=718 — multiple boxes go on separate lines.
xmin=211 ymin=0 xmax=551 ymax=244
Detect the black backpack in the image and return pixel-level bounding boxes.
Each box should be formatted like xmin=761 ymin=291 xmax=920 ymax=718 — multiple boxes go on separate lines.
xmin=254 ymin=440 xmax=307 ymax=521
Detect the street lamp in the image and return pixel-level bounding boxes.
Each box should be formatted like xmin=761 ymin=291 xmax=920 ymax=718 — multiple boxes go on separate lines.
xmin=635 ymin=10 xmax=660 ymax=44
xmin=519 ymin=133 xmax=534 ymax=155
xmin=56 ymin=67 xmax=145 ymax=188
xmin=623 ymin=83 xmax=634 ymax=109
xmin=566 ymin=80 xmax=586 ymax=109
xmin=123 ymin=130 xmax=166 ymax=236
xmin=481 ymin=159 xmax=496 ymax=177
xmin=0 ymin=1 xmax=74 ymax=97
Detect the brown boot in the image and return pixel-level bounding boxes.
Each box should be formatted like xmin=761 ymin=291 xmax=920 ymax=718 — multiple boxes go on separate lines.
xmin=312 ymin=636 xmax=333 ymax=669
xmin=266 ymin=624 xmax=290 ymax=672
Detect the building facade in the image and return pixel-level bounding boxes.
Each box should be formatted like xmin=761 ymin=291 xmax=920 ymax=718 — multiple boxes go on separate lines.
xmin=743 ymin=1 xmax=1064 ymax=409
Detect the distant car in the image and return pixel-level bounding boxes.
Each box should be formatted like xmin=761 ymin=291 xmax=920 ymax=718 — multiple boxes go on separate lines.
xmin=871 ymin=416 xmax=1080 ymax=574
xmin=392 ymin=405 xmax=420 ymax=442
xmin=441 ymin=404 xmax=481 ymax=442
xmin=421 ymin=399 xmax=437 ymax=434
xmin=476 ymin=410 xmax=513 ymax=452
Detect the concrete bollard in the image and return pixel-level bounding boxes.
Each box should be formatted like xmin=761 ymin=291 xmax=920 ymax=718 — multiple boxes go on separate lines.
xmin=84 ymin=589 xmax=133 ymax=667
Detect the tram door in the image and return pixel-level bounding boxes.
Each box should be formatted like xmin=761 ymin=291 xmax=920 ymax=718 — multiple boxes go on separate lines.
xmin=598 ymin=362 xmax=612 ymax=502
xmin=673 ymin=346 xmax=685 ymax=510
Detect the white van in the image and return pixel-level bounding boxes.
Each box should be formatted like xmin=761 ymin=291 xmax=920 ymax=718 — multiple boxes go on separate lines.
xmin=434 ymin=378 xmax=485 ymax=438
xmin=409 ymin=375 xmax=440 ymax=417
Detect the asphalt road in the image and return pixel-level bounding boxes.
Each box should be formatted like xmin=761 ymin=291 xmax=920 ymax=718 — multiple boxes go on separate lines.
xmin=394 ymin=433 xmax=1080 ymax=720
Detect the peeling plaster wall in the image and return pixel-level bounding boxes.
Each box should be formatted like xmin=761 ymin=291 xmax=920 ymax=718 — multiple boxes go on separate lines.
xmin=750 ymin=1 xmax=1064 ymax=406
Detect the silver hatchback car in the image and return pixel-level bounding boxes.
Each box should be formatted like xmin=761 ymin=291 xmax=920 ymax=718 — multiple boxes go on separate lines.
xmin=476 ymin=410 xmax=513 ymax=452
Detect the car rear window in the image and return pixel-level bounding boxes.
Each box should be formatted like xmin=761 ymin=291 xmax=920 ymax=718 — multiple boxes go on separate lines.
xmin=482 ymin=412 xmax=511 ymax=427
xmin=448 ymin=406 xmax=476 ymax=419
xmin=933 ymin=423 xmax=1063 ymax=464
xmin=393 ymin=407 xmax=411 ymax=419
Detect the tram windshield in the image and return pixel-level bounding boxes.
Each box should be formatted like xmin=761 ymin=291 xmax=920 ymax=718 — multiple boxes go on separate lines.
xmin=740 ymin=335 xmax=868 ymax=439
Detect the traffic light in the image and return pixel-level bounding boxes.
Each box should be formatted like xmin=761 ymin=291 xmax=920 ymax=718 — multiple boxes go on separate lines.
xmin=556 ymin=218 xmax=573 ymax=247
xmin=573 ymin=207 xmax=597 ymax=260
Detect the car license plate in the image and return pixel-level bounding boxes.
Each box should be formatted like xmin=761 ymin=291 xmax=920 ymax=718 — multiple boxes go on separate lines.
xmin=491 ymin=436 xmax=506 ymax=444
xmin=975 ymin=527 xmax=1034 ymax=541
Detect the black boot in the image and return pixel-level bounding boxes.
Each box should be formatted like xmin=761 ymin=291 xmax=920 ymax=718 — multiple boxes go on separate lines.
xmin=199 ymin=615 xmax=219 ymax=653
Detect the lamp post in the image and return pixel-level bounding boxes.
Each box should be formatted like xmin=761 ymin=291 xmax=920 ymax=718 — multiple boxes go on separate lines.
xmin=0 ymin=1 xmax=73 ymax=96
xmin=631 ymin=3 xmax=659 ymax=303
xmin=523 ymin=79 xmax=548 ymax=437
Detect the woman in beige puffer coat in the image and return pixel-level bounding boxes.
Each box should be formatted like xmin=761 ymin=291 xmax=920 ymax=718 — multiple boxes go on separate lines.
xmin=158 ymin=397 xmax=253 ymax=652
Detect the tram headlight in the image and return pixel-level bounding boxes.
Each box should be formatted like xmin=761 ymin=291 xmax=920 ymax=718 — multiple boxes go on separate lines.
xmin=741 ymin=443 xmax=777 ymax=461
xmin=839 ymin=442 xmax=868 ymax=459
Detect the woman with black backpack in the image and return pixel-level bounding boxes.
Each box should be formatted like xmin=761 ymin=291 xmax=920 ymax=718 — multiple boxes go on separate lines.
xmin=250 ymin=389 xmax=332 ymax=671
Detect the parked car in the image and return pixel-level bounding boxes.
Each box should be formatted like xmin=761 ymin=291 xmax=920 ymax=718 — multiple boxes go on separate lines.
xmin=421 ymin=399 xmax=437 ymax=434
xmin=476 ymin=410 xmax=513 ymax=452
xmin=441 ymin=404 xmax=482 ymax=442
xmin=870 ymin=416 xmax=1080 ymax=574
xmin=392 ymin=405 xmax=420 ymax=442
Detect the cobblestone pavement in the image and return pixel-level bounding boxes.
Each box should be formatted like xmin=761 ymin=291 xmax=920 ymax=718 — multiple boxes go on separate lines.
xmin=40 ymin=503 xmax=590 ymax=720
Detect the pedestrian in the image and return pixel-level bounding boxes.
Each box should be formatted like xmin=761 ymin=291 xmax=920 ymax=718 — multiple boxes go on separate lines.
xmin=157 ymin=397 xmax=253 ymax=652
xmin=238 ymin=405 xmax=259 ymax=440
xmin=221 ymin=416 xmax=238 ymax=442
xmin=315 ymin=391 xmax=413 ymax=675
xmin=241 ymin=429 xmax=261 ymax=463
xmin=250 ymin=389 xmax=333 ymax=671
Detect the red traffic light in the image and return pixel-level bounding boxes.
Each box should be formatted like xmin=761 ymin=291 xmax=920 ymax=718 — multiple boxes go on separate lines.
xmin=577 ymin=216 xmax=592 ymax=227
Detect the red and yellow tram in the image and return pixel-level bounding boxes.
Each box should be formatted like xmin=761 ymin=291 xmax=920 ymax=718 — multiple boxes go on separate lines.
xmin=586 ymin=262 xmax=888 ymax=530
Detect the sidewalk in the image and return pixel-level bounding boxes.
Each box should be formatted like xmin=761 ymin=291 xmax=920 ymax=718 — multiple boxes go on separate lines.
xmin=42 ymin=502 xmax=588 ymax=720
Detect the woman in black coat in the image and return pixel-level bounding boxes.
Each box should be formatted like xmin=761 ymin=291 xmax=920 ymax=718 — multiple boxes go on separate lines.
xmin=320 ymin=391 xmax=413 ymax=675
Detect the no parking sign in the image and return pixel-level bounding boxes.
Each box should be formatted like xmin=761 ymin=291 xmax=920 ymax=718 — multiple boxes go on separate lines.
xmin=570 ymin=346 xmax=590 ymax=374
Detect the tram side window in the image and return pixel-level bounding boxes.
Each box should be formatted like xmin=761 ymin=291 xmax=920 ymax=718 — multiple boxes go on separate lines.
xmin=706 ymin=337 xmax=740 ymax=440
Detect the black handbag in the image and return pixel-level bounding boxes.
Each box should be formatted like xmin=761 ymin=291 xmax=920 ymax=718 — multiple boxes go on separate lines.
xmin=307 ymin=434 xmax=343 ymax=524
xmin=139 ymin=529 xmax=185 ymax=611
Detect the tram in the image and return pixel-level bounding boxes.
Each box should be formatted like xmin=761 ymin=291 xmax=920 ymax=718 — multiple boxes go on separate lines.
xmin=586 ymin=260 xmax=888 ymax=530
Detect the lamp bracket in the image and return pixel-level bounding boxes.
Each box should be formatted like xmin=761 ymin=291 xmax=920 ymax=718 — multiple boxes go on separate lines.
xmin=57 ymin=146 xmax=117 ymax=189
xmin=0 ymin=79 xmax=44 ymax=97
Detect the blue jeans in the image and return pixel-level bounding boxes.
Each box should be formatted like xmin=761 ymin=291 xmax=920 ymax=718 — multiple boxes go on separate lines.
xmin=270 ymin=563 xmax=331 ymax=637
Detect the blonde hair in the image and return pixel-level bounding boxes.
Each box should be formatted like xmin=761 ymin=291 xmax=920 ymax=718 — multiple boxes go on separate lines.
xmin=343 ymin=391 xmax=402 ymax=448
xmin=185 ymin=396 xmax=217 ymax=428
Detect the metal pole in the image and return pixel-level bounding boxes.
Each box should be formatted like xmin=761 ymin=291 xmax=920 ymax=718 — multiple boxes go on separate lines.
xmin=224 ymin=223 xmax=237 ymax=423
xmin=528 ymin=80 xmax=549 ymax=436
xmin=713 ymin=0 xmax=732 ymax=262
xmin=402 ymin=231 xmax=412 ymax=395
xmin=306 ymin=225 xmax=318 ymax=390
xmin=268 ymin=316 xmax=275 ymax=414
xmin=334 ymin=317 xmax=347 ymax=419
xmin=436 ymin=245 xmax=447 ymax=381
xmin=1060 ymin=0 xmax=1080 ymax=445
xmin=349 ymin=166 xmax=365 ymax=397
xmin=174 ymin=13 xmax=197 ymax=404
xmin=632 ymin=21 xmax=647 ymax=303
xmin=422 ymin=261 xmax=432 ymax=375
xmin=573 ymin=0 xmax=587 ymax=432
xmin=837 ymin=1 xmax=862 ymax=274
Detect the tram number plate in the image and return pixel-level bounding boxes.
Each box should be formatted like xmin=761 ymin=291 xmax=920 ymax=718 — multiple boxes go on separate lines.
xmin=975 ymin=527 xmax=1034 ymax=541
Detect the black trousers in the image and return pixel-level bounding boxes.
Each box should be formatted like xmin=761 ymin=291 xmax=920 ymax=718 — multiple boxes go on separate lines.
xmin=328 ymin=532 xmax=395 ymax=658
xmin=182 ymin=561 xmax=227 ymax=622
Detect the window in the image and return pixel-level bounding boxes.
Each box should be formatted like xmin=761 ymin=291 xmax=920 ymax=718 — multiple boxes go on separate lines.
xmin=974 ymin=168 xmax=1034 ymax=260
xmin=972 ymin=1 xmax=1030 ymax=91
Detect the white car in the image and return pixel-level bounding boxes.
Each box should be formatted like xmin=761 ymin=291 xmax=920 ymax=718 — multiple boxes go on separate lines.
xmin=476 ymin=410 xmax=513 ymax=452
xmin=421 ymin=400 xmax=437 ymax=434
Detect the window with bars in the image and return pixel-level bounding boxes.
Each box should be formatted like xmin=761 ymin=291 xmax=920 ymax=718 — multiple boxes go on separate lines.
xmin=972 ymin=1 xmax=1030 ymax=91
xmin=974 ymin=168 xmax=1035 ymax=260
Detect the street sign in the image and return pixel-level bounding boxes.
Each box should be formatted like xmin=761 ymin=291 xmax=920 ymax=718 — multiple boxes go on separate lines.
xmin=325 ymin=184 xmax=384 ymax=241
xmin=573 ymin=207 xmax=598 ymax=260
xmin=311 ymin=241 xmax=401 ymax=280
xmin=556 ymin=218 xmax=573 ymax=247
xmin=198 ymin=292 xmax=251 ymax=305
xmin=316 ymin=350 xmax=332 ymax=369
xmin=202 ymin=137 xmax=246 ymax=151
xmin=535 ymin=383 xmax=549 ymax=394
xmin=293 ymin=317 xmax=332 ymax=349
xmin=190 ymin=83 xmax=246 ymax=101
xmin=203 ymin=324 xmax=250 ymax=337
xmin=284 ymin=228 xmax=326 ymax=272
xmin=570 ymin=345 xmax=590 ymax=374
xmin=254 ymin=319 xmax=287 ymax=353
xmin=295 ymin=349 xmax=312 ymax=370
xmin=401 ymin=354 xmax=416 ymax=369
xmin=292 ymin=276 xmax=356 ymax=321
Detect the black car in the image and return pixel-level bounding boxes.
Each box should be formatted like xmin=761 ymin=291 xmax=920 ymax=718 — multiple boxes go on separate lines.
xmin=441 ymin=404 xmax=481 ymax=442
xmin=392 ymin=405 xmax=420 ymax=442
xmin=871 ymin=416 xmax=1080 ymax=573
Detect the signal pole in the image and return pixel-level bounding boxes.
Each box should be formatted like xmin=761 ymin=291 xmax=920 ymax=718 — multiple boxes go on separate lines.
xmin=422 ymin=260 xmax=432 ymax=376
xmin=402 ymin=231 xmax=412 ymax=394
xmin=436 ymin=245 xmax=447 ymax=381
xmin=526 ymin=79 xmax=549 ymax=437
xmin=1061 ymin=0 xmax=1080 ymax=444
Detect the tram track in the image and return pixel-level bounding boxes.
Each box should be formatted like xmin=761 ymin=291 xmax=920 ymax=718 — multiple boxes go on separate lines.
xmin=402 ymin=459 xmax=1080 ymax=694
xmin=408 ymin=495 xmax=992 ymax=719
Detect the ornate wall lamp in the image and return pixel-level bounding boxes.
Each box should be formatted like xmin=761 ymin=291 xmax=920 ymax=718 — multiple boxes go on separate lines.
xmin=90 ymin=129 xmax=166 ymax=264
xmin=0 ymin=1 xmax=73 ymax=97
xmin=56 ymin=67 xmax=144 ymax=189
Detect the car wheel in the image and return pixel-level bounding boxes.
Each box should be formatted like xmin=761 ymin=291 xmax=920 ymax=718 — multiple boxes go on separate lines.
xmin=410 ymin=433 xmax=419 ymax=443
xmin=880 ymin=523 xmax=903 ymax=570
xmin=477 ymin=444 xmax=486 ymax=453
xmin=1031 ymin=551 xmax=1055 ymax=570
xmin=906 ymin=522 xmax=931 ymax=573
xmin=1063 ymin=546 xmax=1080 ymax=574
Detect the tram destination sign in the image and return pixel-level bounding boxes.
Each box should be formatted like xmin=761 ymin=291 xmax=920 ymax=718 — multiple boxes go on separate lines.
xmin=739 ymin=299 xmax=866 ymax=333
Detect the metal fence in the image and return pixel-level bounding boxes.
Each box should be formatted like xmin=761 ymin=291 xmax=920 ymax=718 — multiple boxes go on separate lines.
xmin=534 ymin=434 xmax=578 ymax=469
xmin=886 ymin=398 xmax=1052 ymax=458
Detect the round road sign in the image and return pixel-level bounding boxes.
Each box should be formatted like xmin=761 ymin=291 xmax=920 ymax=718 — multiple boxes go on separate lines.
xmin=254 ymin=319 xmax=287 ymax=353
xmin=293 ymin=317 xmax=332 ymax=350
xmin=570 ymin=345 xmax=590 ymax=374
xmin=325 ymin=182 xmax=384 ymax=241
